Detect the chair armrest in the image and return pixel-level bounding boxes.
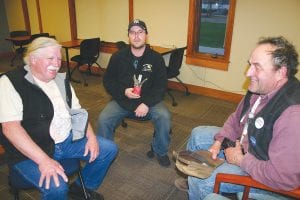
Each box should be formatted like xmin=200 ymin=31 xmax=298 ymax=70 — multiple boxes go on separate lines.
xmin=213 ymin=173 xmax=300 ymax=200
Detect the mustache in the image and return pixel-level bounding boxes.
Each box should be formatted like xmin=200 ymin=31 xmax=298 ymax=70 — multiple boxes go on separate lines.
xmin=47 ymin=65 xmax=59 ymax=72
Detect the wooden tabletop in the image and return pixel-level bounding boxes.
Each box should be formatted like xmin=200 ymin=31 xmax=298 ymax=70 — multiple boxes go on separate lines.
xmin=5 ymin=35 xmax=31 ymax=42
xmin=61 ymin=39 xmax=82 ymax=48
xmin=151 ymin=46 xmax=174 ymax=55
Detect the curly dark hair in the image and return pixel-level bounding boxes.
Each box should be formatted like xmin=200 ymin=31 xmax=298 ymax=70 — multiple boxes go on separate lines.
xmin=258 ymin=36 xmax=299 ymax=77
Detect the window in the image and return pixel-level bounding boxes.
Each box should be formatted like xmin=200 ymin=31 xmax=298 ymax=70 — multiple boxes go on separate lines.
xmin=186 ymin=0 xmax=236 ymax=71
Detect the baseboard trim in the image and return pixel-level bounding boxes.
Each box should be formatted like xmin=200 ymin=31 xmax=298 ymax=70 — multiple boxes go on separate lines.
xmin=168 ymin=81 xmax=243 ymax=103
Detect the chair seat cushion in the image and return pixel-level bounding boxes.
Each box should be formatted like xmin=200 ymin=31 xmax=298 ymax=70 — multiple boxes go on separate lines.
xmin=71 ymin=55 xmax=97 ymax=65
xmin=16 ymin=47 xmax=27 ymax=54
xmin=125 ymin=113 xmax=151 ymax=121
xmin=166 ymin=67 xmax=180 ymax=78
xmin=70 ymin=55 xmax=82 ymax=63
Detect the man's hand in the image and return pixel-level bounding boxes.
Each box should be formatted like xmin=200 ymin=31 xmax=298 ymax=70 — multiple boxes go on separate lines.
xmin=38 ymin=158 xmax=68 ymax=189
xmin=84 ymin=133 xmax=99 ymax=163
xmin=224 ymin=140 xmax=244 ymax=166
xmin=125 ymin=88 xmax=140 ymax=99
xmin=208 ymin=141 xmax=222 ymax=160
xmin=135 ymin=103 xmax=149 ymax=117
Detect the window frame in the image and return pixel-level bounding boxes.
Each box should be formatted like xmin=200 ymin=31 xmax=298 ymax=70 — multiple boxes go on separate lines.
xmin=186 ymin=0 xmax=236 ymax=71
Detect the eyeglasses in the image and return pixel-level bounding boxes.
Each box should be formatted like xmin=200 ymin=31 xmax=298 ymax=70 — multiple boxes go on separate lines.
xmin=129 ymin=30 xmax=145 ymax=36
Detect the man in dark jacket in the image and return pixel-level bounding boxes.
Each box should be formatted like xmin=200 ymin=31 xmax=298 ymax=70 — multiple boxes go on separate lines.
xmin=97 ymin=19 xmax=171 ymax=167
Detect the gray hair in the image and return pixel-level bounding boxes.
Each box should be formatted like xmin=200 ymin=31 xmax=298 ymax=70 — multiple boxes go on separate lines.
xmin=258 ymin=36 xmax=299 ymax=77
xmin=23 ymin=37 xmax=61 ymax=64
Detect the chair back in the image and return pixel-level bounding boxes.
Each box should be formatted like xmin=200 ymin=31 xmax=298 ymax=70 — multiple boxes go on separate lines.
xmin=166 ymin=46 xmax=187 ymax=78
xmin=80 ymin=38 xmax=100 ymax=64
xmin=116 ymin=41 xmax=128 ymax=50
xmin=9 ymin=31 xmax=30 ymax=47
xmin=30 ymin=33 xmax=50 ymax=42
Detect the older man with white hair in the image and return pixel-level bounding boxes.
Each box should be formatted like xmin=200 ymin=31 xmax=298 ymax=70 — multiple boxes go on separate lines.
xmin=0 ymin=37 xmax=118 ymax=200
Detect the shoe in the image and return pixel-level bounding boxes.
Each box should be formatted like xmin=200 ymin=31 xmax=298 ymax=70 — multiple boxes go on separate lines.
xmin=157 ymin=154 xmax=171 ymax=167
xmin=174 ymin=178 xmax=188 ymax=192
xmin=147 ymin=145 xmax=170 ymax=167
xmin=69 ymin=182 xmax=104 ymax=200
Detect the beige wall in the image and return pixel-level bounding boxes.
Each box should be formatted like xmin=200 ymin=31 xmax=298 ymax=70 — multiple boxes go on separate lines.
xmin=38 ymin=0 xmax=70 ymax=42
xmin=134 ymin=0 xmax=189 ymax=48
xmin=4 ymin=0 xmax=25 ymax=31
xmin=4 ymin=0 xmax=300 ymax=95
xmin=76 ymin=0 xmax=129 ymax=42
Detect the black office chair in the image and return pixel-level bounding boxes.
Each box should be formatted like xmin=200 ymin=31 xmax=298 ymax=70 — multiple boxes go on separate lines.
xmin=115 ymin=41 xmax=128 ymax=50
xmin=120 ymin=113 xmax=172 ymax=160
xmin=70 ymin=38 xmax=101 ymax=86
xmin=120 ymin=114 xmax=158 ymax=158
xmin=30 ymin=32 xmax=50 ymax=42
xmin=9 ymin=31 xmax=30 ymax=67
xmin=166 ymin=46 xmax=190 ymax=106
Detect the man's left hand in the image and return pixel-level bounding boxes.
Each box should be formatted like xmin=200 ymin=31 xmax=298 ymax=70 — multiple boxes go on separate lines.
xmin=224 ymin=140 xmax=244 ymax=166
xmin=135 ymin=103 xmax=149 ymax=117
xmin=84 ymin=134 xmax=99 ymax=163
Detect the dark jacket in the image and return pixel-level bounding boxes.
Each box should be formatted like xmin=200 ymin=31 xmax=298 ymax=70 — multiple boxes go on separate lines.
xmin=242 ymin=77 xmax=300 ymax=160
xmin=0 ymin=67 xmax=71 ymax=166
xmin=103 ymin=46 xmax=167 ymax=111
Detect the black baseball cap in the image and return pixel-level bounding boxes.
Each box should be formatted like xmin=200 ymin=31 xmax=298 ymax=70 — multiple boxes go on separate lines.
xmin=128 ymin=19 xmax=148 ymax=34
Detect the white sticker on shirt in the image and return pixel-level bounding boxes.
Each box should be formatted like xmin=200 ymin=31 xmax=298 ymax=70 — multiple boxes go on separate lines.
xmin=255 ymin=117 xmax=264 ymax=129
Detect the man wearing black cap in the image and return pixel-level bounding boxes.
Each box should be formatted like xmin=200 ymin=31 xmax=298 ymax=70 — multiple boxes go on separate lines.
xmin=97 ymin=19 xmax=171 ymax=167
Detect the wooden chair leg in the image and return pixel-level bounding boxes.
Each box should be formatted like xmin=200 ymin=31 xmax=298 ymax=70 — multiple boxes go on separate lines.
xmin=242 ymin=186 xmax=251 ymax=200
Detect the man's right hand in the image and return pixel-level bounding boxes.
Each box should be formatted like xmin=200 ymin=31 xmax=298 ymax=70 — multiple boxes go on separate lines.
xmin=38 ymin=158 xmax=68 ymax=189
xmin=1 ymin=121 xmax=68 ymax=189
xmin=125 ymin=88 xmax=140 ymax=99
xmin=208 ymin=141 xmax=222 ymax=160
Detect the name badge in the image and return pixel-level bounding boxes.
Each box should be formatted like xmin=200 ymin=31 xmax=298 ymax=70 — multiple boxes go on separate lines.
xmin=255 ymin=117 xmax=264 ymax=129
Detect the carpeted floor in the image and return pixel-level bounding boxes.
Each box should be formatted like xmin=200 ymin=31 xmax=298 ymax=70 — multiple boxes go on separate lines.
xmin=0 ymin=55 xmax=237 ymax=200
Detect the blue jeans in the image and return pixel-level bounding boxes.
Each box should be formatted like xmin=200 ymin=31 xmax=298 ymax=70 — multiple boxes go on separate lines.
xmin=187 ymin=126 xmax=290 ymax=200
xmin=11 ymin=134 xmax=118 ymax=200
xmin=97 ymin=100 xmax=171 ymax=156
